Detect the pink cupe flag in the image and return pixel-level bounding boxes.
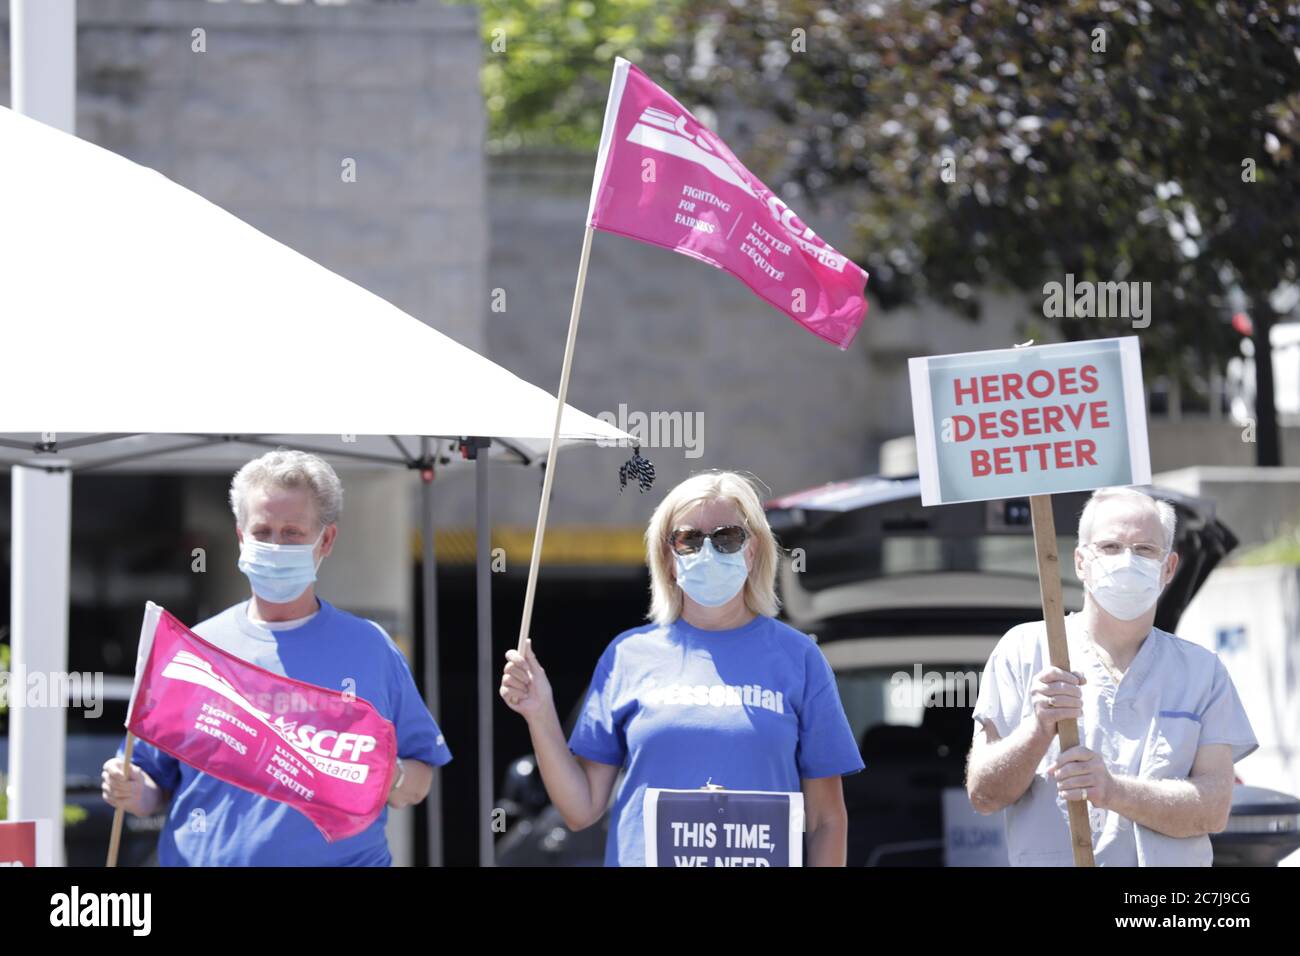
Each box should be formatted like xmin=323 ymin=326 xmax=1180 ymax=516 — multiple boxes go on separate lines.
xmin=125 ymin=602 xmax=397 ymax=843
xmin=587 ymin=58 xmax=870 ymax=349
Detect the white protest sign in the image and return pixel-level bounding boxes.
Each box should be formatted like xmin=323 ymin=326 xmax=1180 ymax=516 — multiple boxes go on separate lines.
xmin=909 ymin=337 xmax=1151 ymax=506
xmin=941 ymin=788 xmax=1009 ymax=867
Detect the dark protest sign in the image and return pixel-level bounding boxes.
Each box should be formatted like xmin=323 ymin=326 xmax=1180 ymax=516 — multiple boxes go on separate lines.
xmin=644 ymin=788 xmax=803 ymax=867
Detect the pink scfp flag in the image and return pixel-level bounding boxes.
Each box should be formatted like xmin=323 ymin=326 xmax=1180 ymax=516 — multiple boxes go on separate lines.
xmin=125 ymin=602 xmax=397 ymax=842
xmin=588 ymin=58 xmax=870 ymax=349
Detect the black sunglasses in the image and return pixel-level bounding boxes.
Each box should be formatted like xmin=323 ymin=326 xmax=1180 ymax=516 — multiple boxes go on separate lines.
xmin=668 ymin=525 xmax=749 ymax=555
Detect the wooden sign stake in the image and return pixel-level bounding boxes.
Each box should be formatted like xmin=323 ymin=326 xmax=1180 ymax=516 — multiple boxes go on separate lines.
xmin=1029 ymin=494 xmax=1096 ymax=867
xmin=105 ymin=732 xmax=134 ymax=868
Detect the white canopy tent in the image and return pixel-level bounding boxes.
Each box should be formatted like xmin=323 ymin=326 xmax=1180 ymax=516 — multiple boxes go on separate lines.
xmin=0 ymin=106 xmax=623 ymax=443
xmin=0 ymin=103 xmax=631 ymax=866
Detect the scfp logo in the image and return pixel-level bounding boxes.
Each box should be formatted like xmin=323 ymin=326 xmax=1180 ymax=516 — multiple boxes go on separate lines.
xmin=273 ymin=717 xmax=376 ymax=762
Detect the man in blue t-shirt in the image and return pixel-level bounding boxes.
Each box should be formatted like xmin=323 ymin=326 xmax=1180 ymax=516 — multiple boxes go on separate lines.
xmin=101 ymin=449 xmax=451 ymax=866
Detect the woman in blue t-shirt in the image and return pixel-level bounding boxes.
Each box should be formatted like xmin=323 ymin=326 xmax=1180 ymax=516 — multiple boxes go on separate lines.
xmin=500 ymin=470 xmax=865 ymax=866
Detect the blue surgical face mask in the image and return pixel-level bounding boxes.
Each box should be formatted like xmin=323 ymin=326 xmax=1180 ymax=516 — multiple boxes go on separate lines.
xmin=674 ymin=537 xmax=749 ymax=608
xmin=238 ymin=526 xmax=327 ymax=604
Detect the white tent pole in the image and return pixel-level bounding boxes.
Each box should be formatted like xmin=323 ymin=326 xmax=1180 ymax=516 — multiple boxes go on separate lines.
xmin=419 ymin=437 xmax=443 ymax=867
xmin=8 ymin=464 xmax=72 ymax=868
xmin=11 ymin=0 xmax=76 ymax=135
xmin=9 ymin=0 xmax=75 ymax=868
xmin=474 ymin=440 xmax=494 ymax=867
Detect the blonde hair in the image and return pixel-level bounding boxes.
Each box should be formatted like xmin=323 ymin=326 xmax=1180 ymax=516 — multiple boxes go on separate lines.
xmin=644 ymin=471 xmax=781 ymax=625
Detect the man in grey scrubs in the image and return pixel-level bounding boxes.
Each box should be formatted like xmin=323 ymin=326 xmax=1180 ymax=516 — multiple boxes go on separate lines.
xmin=966 ymin=487 xmax=1257 ymax=866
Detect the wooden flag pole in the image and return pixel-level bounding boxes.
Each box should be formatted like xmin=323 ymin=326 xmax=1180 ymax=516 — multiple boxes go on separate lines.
xmin=1028 ymin=494 xmax=1096 ymax=867
xmin=516 ymin=225 xmax=596 ymax=655
xmin=105 ymin=731 xmax=135 ymax=868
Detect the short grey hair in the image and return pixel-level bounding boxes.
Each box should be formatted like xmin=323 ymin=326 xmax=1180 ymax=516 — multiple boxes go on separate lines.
xmin=1077 ymin=487 xmax=1176 ymax=552
xmin=229 ymin=449 xmax=344 ymax=530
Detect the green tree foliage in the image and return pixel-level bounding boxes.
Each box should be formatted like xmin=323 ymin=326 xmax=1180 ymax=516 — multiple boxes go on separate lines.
xmin=681 ymin=2 xmax=1296 ymax=352
xmin=471 ymin=0 xmax=1298 ymax=457
xmin=1238 ymin=517 xmax=1300 ymax=563
xmin=676 ymin=0 xmax=1300 ymax=460
xmin=471 ymin=0 xmax=685 ymax=151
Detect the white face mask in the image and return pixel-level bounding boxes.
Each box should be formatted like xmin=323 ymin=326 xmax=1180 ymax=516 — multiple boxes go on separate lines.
xmin=1085 ymin=550 xmax=1166 ymax=621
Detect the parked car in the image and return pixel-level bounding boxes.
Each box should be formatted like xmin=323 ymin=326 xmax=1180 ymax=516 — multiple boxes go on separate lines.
xmin=497 ymin=474 xmax=1295 ymax=866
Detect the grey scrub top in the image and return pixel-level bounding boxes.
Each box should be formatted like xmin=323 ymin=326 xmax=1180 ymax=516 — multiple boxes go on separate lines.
xmin=972 ymin=613 xmax=1258 ymax=866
